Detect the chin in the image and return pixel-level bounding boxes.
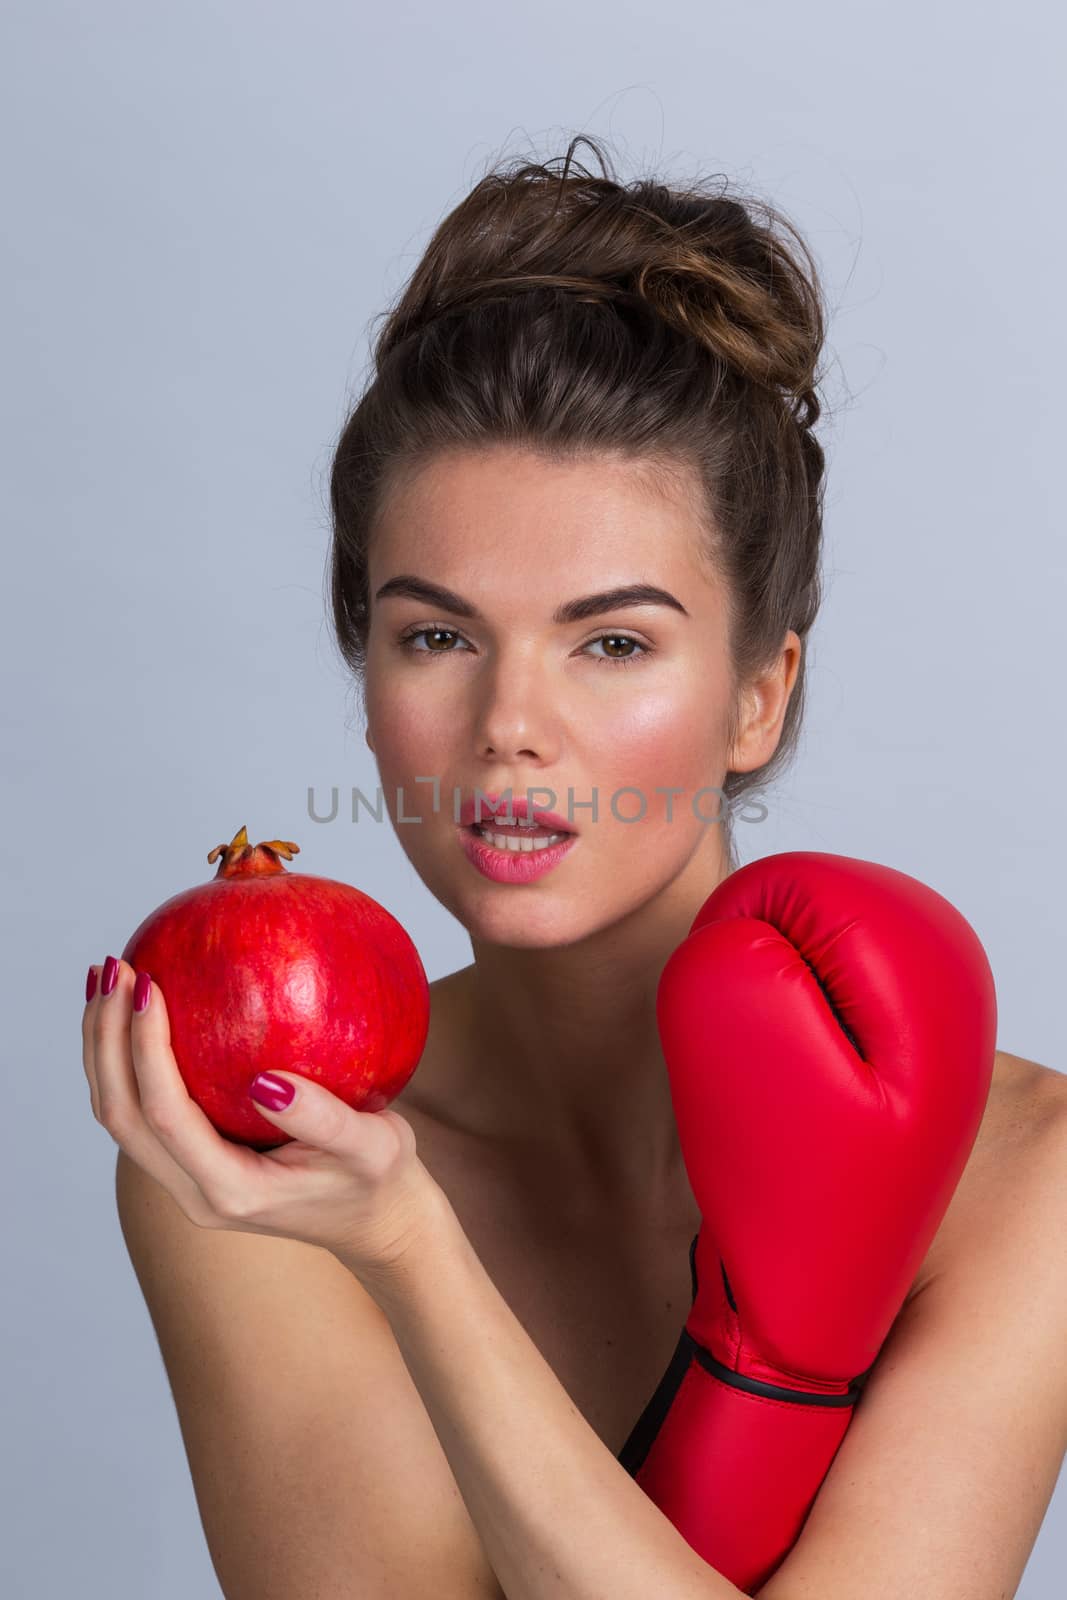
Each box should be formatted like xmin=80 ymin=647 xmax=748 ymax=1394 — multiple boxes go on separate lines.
xmin=458 ymin=894 xmax=593 ymax=951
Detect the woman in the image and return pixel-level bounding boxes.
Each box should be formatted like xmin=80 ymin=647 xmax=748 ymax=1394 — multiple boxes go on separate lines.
xmin=84 ymin=136 xmax=1067 ymax=1598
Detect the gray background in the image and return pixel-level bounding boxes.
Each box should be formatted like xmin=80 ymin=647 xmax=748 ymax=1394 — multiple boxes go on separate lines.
xmin=2 ymin=1 xmax=1063 ymax=1595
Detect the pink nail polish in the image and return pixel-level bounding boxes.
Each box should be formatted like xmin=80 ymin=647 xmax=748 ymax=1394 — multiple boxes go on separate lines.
xmin=86 ymin=966 xmax=98 ymax=1002
xmin=133 ymin=972 xmax=153 ymax=1013
xmin=101 ymin=956 xmax=119 ymax=996
xmin=250 ymin=1072 xmax=295 ymax=1111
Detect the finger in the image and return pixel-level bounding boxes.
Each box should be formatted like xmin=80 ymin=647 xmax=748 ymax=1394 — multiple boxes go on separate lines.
xmin=82 ymin=962 xmax=104 ymax=1116
xmin=93 ymin=959 xmax=221 ymax=1223
xmin=248 ymin=1069 xmax=409 ymax=1176
xmin=128 ymin=971 xmax=267 ymax=1217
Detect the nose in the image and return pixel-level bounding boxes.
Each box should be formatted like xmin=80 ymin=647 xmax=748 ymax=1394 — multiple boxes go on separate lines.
xmin=472 ymin=651 xmax=560 ymax=768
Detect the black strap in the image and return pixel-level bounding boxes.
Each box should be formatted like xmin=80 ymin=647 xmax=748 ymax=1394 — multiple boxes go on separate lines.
xmin=618 ymin=1241 xmax=873 ymax=1478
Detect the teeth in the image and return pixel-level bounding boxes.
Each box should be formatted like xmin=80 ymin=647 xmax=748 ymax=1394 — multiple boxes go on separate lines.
xmin=475 ymin=826 xmax=566 ymax=852
xmin=476 ymin=816 xmax=540 ymax=828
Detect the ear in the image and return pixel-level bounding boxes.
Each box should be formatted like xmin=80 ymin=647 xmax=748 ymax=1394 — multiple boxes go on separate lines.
xmin=365 ymin=724 xmax=375 ymax=754
xmin=727 ymin=631 xmax=802 ymax=774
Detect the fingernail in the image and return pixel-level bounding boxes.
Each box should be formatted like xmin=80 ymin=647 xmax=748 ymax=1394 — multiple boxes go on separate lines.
xmin=101 ymin=956 xmax=119 ymax=996
xmin=250 ymin=1072 xmax=295 ymax=1111
xmin=86 ymin=966 xmax=98 ymax=1002
xmin=133 ymin=971 xmax=153 ymax=1014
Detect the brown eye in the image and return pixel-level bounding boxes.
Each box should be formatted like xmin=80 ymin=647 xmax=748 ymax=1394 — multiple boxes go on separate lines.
xmin=398 ymin=626 xmax=469 ymax=655
xmin=586 ymin=633 xmax=649 ymax=667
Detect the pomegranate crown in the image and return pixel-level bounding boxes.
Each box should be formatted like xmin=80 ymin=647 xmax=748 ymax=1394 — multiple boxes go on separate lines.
xmin=207 ymin=824 xmax=301 ymax=879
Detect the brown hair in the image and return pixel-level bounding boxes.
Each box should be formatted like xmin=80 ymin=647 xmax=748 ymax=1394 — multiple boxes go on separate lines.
xmin=328 ymin=134 xmax=831 ymax=870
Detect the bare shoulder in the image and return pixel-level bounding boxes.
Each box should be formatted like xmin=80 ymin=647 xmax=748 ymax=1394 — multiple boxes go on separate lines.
xmin=984 ymin=1049 xmax=1067 ymax=1156
xmin=114 ymin=1147 xmax=504 ymax=1598
xmin=918 ymin=1048 xmax=1067 ymax=1288
xmin=996 ymin=1046 xmax=1066 ymax=1105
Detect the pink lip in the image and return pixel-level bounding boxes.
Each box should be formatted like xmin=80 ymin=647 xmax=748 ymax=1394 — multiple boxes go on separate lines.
xmin=458 ymin=822 xmax=578 ymax=884
xmin=457 ymin=793 xmax=576 ymax=833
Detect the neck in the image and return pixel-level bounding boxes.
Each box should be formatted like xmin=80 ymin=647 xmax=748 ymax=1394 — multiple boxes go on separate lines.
xmin=449 ymin=832 xmax=733 ymax=1202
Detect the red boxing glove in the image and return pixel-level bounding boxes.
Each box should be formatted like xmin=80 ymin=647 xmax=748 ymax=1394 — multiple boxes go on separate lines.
xmin=617 ymin=852 xmax=997 ymax=1594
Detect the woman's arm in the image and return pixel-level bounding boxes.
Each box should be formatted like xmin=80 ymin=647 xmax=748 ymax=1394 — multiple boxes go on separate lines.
xmin=345 ymin=1181 xmax=747 ymax=1600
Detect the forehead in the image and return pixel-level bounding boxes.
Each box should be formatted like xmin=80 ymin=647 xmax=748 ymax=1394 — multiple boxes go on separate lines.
xmin=369 ymin=446 xmax=717 ymax=598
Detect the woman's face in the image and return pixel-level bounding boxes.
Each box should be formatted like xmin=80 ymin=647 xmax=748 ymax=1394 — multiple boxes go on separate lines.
xmin=362 ymin=445 xmax=791 ymax=948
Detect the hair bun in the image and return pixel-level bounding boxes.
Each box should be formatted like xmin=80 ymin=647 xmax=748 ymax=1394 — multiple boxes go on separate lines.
xmin=377 ymin=142 xmax=826 ymax=428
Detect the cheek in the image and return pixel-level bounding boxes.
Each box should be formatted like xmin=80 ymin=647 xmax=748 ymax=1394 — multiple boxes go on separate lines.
xmin=364 ymin=669 xmax=450 ymax=775
xmin=582 ymin=679 xmax=727 ymax=823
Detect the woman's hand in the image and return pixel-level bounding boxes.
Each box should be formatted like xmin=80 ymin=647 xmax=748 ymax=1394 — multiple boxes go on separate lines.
xmin=82 ymin=956 xmax=441 ymax=1280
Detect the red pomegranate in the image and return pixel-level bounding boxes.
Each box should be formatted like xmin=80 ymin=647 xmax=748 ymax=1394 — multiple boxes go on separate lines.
xmin=121 ymin=825 xmax=430 ymax=1149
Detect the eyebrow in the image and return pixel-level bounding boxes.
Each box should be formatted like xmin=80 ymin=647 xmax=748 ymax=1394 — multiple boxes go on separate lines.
xmin=373 ymin=574 xmax=690 ymax=625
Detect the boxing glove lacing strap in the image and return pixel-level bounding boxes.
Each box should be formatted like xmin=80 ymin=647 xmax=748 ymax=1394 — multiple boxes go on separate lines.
xmin=617 ymin=1234 xmax=875 ymax=1477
